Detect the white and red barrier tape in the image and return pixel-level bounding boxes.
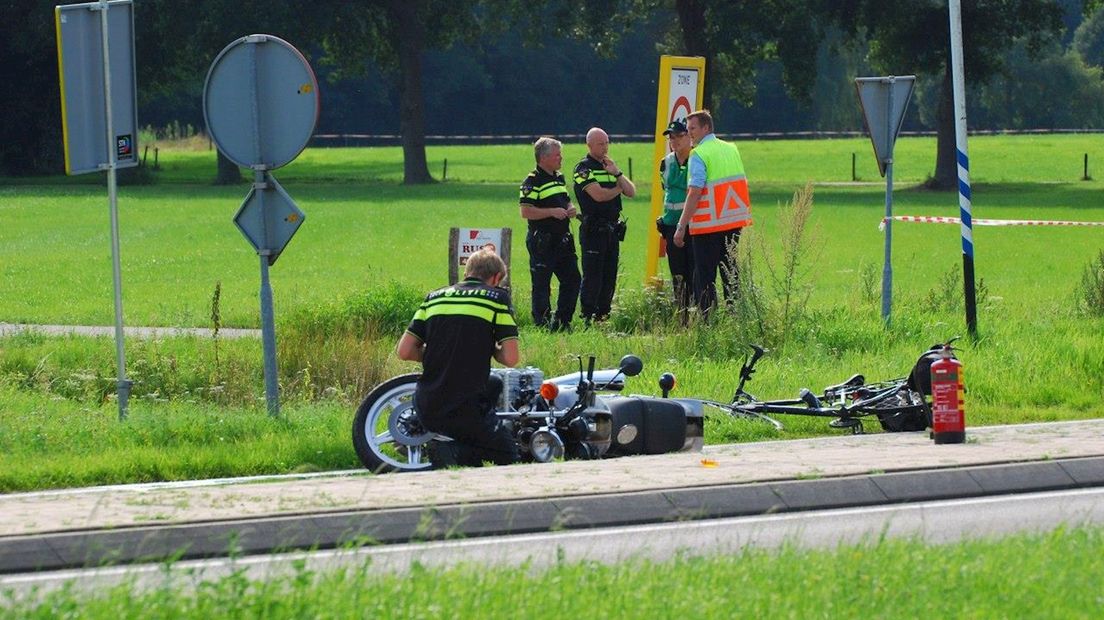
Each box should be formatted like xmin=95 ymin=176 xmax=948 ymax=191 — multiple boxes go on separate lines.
xmin=879 ymin=216 xmax=1104 ymax=230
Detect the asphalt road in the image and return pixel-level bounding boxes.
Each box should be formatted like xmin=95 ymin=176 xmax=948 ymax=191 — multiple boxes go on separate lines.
xmin=4 ymin=486 xmax=1102 ymax=601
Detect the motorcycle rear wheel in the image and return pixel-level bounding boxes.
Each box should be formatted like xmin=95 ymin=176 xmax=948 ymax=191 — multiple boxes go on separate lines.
xmin=352 ymin=374 xmax=434 ymax=473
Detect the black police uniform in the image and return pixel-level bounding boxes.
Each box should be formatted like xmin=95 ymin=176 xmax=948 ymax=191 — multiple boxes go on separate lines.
xmin=573 ymin=155 xmax=624 ymax=321
xmin=406 ymin=277 xmax=520 ymax=468
xmin=519 ymin=167 xmax=580 ymax=330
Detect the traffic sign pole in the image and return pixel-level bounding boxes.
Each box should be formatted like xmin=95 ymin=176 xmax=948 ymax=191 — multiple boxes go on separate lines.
xmin=255 ymin=170 xmax=280 ymax=417
xmin=855 ymin=75 xmax=914 ymax=326
xmin=881 ymin=79 xmax=895 ymax=323
xmin=97 ymin=0 xmax=131 ymax=420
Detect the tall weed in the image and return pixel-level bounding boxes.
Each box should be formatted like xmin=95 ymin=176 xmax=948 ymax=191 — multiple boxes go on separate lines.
xmin=725 ymin=182 xmax=822 ymax=347
xmin=1078 ymin=248 xmax=1104 ymax=316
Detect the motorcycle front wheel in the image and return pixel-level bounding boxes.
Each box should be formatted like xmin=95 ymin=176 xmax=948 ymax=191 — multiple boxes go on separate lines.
xmin=352 ymin=373 xmax=435 ymax=473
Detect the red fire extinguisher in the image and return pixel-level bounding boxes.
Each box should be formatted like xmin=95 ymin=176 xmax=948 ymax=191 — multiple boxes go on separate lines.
xmin=930 ymin=345 xmax=965 ymax=444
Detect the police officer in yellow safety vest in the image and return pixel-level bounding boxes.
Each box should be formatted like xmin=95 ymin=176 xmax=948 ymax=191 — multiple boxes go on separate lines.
xmin=673 ymin=109 xmax=752 ymax=317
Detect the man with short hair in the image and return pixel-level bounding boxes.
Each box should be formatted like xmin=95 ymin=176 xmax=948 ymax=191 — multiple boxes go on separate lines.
xmin=657 ymin=119 xmax=695 ymax=314
xmin=519 ymin=136 xmax=580 ymax=331
xmin=673 ymin=110 xmax=753 ymax=317
xmin=397 ymin=248 xmax=520 ymax=468
xmin=573 ymin=127 xmax=636 ymax=323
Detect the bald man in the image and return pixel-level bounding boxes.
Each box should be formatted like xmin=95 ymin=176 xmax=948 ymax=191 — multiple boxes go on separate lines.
xmin=572 ymin=127 xmax=636 ymax=324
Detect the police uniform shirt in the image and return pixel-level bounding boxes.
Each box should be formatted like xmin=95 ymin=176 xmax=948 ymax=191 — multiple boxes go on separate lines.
xmin=406 ymin=278 xmax=519 ymax=415
xmin=519 ymin=167 xmax=571 ymax=234
xmin=573 ymin=155 xmax=621 ymax=222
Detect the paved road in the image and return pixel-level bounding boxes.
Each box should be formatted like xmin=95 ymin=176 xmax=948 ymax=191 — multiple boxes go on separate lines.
xmin=4 ymin=487 xmax=1103 ymax=601
xmin=1 ymin=419 xmax=1102 ymax=576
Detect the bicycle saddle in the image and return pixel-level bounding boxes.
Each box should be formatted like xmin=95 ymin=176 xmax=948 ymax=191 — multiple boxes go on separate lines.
xmin=823 ymin=374 xmax=865 ymax=393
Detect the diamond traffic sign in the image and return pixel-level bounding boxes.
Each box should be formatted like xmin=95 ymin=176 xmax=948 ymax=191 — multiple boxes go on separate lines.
xmin=855 ymin=76 xmax=915 ymax=177
xmin=233 ymin=175 xmax=305 ymax=265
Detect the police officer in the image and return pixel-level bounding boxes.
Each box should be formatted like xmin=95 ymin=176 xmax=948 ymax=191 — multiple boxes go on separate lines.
xmin=396 ymin=249 xmax=520 ymax=469
xmin=573 ymin=127 xmax=636 ymax=323
xmin=657 ymin=119 xmax=695 ymax=315
xmin=674 ymin=110 xmax=753 ymax=317
xmin=519 ymin=137 xmax=580 ymax=331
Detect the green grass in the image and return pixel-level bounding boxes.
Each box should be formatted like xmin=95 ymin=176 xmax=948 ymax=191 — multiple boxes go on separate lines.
xmin=1 ymin=136 xmax=1103 ymax=490
xmin=6 ymin=525 xmax=1104 ymax=618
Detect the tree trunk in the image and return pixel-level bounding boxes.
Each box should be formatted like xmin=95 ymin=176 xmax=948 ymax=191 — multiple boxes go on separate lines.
xmin=388 ymin=0 xmax=433 ymax=185
xmin=931 ymin=65 xmax=957 ymax=190
xmin=675 ymin=0 xmax=714 ymax=110
xmin=215 ymin=149 xmax=243 ymax=185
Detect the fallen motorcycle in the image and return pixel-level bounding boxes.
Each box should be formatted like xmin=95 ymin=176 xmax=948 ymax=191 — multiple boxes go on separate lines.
xmin=352 ymin=343 xmax=945 ymax=473
xmin=352 ymin=354 xmax=704 ymax=473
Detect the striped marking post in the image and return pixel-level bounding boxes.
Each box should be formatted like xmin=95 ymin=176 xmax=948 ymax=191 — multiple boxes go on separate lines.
xmin=949 ymin=0 xmax=978 ymax=339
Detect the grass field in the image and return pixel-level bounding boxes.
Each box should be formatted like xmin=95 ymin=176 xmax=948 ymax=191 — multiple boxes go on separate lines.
xmin=6 ymin=525 xmax=1104 ymax=617
xmin=1 ymin=134 xmax=1103 ymax=490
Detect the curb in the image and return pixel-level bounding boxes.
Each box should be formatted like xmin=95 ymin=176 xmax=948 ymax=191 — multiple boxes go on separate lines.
xmin=2 ymin=456 xmax=1102 ymax=574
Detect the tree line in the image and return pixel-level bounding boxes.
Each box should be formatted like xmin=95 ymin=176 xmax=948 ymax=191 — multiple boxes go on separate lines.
xmin=3 ymin=0 xmax=1103 ymax=188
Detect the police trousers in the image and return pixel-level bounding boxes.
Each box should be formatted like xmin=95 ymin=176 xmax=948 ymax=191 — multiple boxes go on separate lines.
xmin=527 ymin=229 xmax=580 ymax=330
xmin=579 ymin=221 xmax=620 ymax=321
xmin=418 ymin=376 xmax=518 ymax=469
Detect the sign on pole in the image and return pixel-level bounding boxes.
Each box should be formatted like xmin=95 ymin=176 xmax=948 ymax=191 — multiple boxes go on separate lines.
xmin=855 ymin=75 xmax=915 ymax=324
xmin=855 ymin=77 xmax=914 ymax=179
xmin=449 ymin=228 xmax=512 ymax=286
xmin=645 ymin=55 xmax=705 ymax=285
xmin=55 ymin=0 xmax=138 ymax=176
xmin=204 ymin=34 xmax=319 ymax=417
xmin=55 ymin=0 xmax=137 ymax=420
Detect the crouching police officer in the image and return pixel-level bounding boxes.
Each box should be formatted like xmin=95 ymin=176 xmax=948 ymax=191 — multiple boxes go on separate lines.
xmin=396 ymin=249 xmax=521 ymax=469
xmin=519 ymin=136 xmax=580 ymax=331
xmin=574 ymin=127 xmax=636 ymax=323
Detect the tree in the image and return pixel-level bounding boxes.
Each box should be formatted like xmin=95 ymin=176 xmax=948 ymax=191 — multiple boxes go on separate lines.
xmin=318 ymin=0 xmax=510 ymax=184
xmin=0 ymin=1 xmax=66 ymax=175
xmin=830 ymin=0 xmax=1064 ymax=189
xmin=1073 ymin=3 xmax=1104 ymax=67
xmin=136 ymin=0 xmax=324 ymax=184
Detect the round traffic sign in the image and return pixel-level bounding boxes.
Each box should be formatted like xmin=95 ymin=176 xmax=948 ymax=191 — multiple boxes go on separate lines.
xmin=203 ymin=34 xmax=319 ymax=169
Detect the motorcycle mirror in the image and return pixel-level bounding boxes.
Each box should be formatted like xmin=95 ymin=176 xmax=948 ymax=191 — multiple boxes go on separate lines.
xmin=658 ymin=372 xmax=676 ymax=397
xmin=618 ymin=354 xmax=643 ymax=377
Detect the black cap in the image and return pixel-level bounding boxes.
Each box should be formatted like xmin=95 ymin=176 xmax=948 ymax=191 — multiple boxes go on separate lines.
xmin=663 ymin=120 xmax=688 ymax=136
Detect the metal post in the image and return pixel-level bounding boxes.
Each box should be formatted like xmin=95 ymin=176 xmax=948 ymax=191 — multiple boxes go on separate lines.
xmin=258 ymin=241 xmax=280 ymax=416
xmin=247 ymin=39 xmax=280 ymax=416
xmin=852 ymin=152 xmax=857 ymax=181
xmin=98 ymin=0 xmax=131 ymax=419
xmin=881 ymin=78 xmax=895 ymax=324
xmin=949 ymin=0 xmax=978 ymax=340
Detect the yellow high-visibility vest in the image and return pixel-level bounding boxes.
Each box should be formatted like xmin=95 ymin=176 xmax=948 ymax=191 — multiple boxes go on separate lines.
xmin=689 ymin=138 xmax=752 ymax=235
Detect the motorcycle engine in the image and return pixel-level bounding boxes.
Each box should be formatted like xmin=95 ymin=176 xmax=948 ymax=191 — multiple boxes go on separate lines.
xmin=494 ymin=367 xmax=545 ymax=412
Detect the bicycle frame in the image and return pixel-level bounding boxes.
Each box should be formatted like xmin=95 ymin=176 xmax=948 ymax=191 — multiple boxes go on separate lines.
xmin=711 ymin=344 xmax=929 ymax=435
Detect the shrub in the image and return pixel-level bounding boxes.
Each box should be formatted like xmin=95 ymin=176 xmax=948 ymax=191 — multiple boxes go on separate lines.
xmin=1078 ymin=249 xmax=1104 ymax=316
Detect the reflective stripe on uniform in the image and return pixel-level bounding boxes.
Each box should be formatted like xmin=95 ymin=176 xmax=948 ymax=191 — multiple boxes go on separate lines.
xmin=520 ymin=180 xmax=569 ymax=200
xmin=689 ymin=138 xmax=752 ymax=235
